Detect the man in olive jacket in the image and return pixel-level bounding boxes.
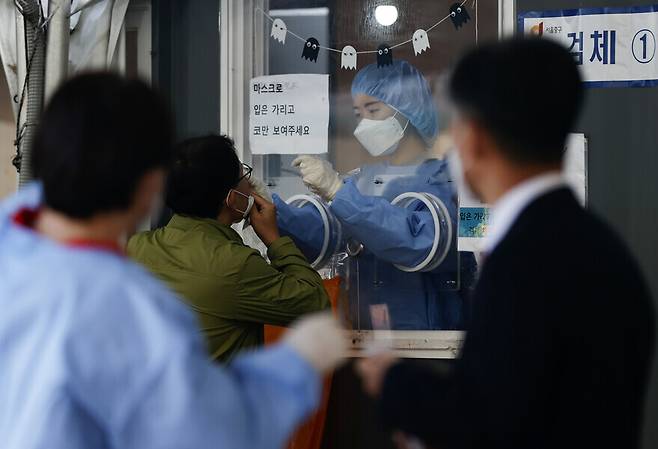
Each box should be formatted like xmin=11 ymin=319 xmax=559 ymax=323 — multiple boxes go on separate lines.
xmin=128 ymin=135 xmax=330 ymax=363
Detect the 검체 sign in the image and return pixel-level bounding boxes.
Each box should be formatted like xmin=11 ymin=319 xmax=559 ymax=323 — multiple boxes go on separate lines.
xmin=519 ymin=5 xmax=658 ymax=87
xmin=249 ymin=74 xmax=329 ymax=155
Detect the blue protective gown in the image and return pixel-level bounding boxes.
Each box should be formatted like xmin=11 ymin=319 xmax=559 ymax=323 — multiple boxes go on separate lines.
xmin=0 ymin=184 xmax=320 ymax=449
xmin=274 ymin=159 xmax=477 ymax=330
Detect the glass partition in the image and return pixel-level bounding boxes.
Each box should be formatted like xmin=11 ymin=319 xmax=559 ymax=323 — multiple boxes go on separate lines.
xmin=245 ymin=0 xmax=498 ymax=334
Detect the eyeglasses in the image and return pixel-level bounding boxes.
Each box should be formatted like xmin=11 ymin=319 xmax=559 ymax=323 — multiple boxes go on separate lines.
xmin=237 ymin=163 xmax=253 ymax=184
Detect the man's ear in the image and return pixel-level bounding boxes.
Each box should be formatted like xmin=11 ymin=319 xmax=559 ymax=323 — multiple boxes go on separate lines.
xmin=472 ymin=120 xmax=499 ymax=162
xmin=133 ymin=169 xmax=165 ymax=219
xmin=462 ymin=118 xmax=499 ymax=170
xmin=224 ymin=189 xmax=234 ymax=209
xmin=452 ymin=117 xmax=480 ymax=169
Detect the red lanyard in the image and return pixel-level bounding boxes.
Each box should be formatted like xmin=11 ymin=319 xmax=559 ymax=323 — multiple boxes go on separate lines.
xmin=12 ymin=208 xmax=125 ymax=256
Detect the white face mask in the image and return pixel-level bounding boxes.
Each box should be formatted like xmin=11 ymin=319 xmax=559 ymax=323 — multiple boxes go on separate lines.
xmin=354 ymin=110 xmax=410 ymax=157
xmin=227 ymin=189 xmax=255 ymax=219
xmin=446 ymin=149 xmax=480 ymax=203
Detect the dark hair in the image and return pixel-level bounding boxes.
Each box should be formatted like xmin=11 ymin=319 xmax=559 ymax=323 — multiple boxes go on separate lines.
xmin=165 ymin=135 xmax=241 ymax=219
xmin=449 ymin=37 xmax=584 ymax=165
xmin=32 ymin=73 xmax=172 ymax=219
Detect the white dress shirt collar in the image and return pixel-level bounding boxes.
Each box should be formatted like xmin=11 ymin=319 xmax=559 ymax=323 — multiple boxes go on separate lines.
xmin=485 ymin=172 xmax=566 ymax=253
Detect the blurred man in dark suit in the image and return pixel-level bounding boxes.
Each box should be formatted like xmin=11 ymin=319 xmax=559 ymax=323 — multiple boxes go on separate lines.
xmin=357 ymin=37 xmax=655 ymax=449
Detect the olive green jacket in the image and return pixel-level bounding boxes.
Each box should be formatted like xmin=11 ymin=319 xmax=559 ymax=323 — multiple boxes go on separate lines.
xmin=127 ymin=214 xmax=330 ymax=363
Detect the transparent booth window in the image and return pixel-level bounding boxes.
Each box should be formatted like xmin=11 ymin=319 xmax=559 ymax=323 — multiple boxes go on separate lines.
xmin=248 ymin=0 xmax=498 ymax=334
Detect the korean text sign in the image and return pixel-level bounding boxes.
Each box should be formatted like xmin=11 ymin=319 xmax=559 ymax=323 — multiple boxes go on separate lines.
xmin=249 ymin=74 xmax=329 ymax=155
xmin=519 ymin=5 xmax=658 ymax=87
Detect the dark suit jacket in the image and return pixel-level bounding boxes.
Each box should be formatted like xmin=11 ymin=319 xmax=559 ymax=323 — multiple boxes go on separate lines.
xmin=381 ymin=188 xmax=655 ymax=449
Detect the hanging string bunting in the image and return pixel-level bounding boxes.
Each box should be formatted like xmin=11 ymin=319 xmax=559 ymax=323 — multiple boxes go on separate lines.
xmin=376 ymin=44 xmax=393 ymax=67
xmin=258 ymin=0 xmax=473 ymax=70
xmin=302 ymin=37 xmax=320 ymax=62
xmin=271 ymin=18 xmax=287 ymax=44
xmin=412 ymin=29 xmax=430 ymax=55
xmin=449 ymin=3 xmax=471 ymax=29
xmin=341 ymin=46 xmax=357 ymax=70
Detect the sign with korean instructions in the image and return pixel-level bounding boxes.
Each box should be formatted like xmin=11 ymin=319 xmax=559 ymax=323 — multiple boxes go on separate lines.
xmin=519 ymin=5 xmax=658 ymax=87
xmin=249 ymin=74 xmax=329 ymax=155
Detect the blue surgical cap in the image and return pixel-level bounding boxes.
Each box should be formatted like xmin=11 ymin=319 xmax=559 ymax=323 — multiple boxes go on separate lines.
xmin=351 ymin=59 xmax=439 ymax=145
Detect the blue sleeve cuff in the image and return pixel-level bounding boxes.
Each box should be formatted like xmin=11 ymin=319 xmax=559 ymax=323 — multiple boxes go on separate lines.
xmin=273 ymin=194 xmax=327 ymax=260
xmin=328 ymin=178 xmax=361 ymax=220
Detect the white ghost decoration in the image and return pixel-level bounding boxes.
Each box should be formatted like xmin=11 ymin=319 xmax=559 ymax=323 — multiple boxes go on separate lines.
xmin=412 ymin=29 xmax=430 ymax=55
xmin=341 ymin=45 xmax=357 ymax=70
xmin=271 ymin=18 xmax=287 ymax=44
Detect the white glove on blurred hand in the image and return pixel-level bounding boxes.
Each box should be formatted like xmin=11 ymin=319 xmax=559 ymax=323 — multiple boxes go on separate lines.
xmin=292 ymin=156 xmax=342 ymax=202
xmin=248 ymin=177 xmax=273 ymax=202
xmin=284 ymin=312 xmax=346 ymax=374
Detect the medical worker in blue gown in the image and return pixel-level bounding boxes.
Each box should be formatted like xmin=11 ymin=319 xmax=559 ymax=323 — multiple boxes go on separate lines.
xmin=0 ymin=74 xmax=344 ymax=449
xmin=272 ymin=60 xmax=477 ymax=330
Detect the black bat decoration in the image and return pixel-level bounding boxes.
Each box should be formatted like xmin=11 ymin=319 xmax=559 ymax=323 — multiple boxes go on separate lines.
xmin=449 ymin=3 xmax=471 ymax=29
xmin=377 ymin=43 xmax=393 ymax=68
xmin=302 ymin=37 xmax=320 ymax=62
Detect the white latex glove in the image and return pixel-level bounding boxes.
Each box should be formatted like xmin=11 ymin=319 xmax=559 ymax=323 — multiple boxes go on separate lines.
xmin=284 ymin=312 xmax=346 ymax=374
xmin=292 ymin=156 xmax=342 ymax=202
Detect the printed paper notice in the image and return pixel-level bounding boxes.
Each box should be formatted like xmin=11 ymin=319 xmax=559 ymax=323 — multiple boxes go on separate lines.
xmin=249 ymin=74 xmax=329 ymax=155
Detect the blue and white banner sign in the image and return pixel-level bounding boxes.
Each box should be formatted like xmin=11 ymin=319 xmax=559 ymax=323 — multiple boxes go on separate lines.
xmin=519 ymin=6 xmax=658 ymax=87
